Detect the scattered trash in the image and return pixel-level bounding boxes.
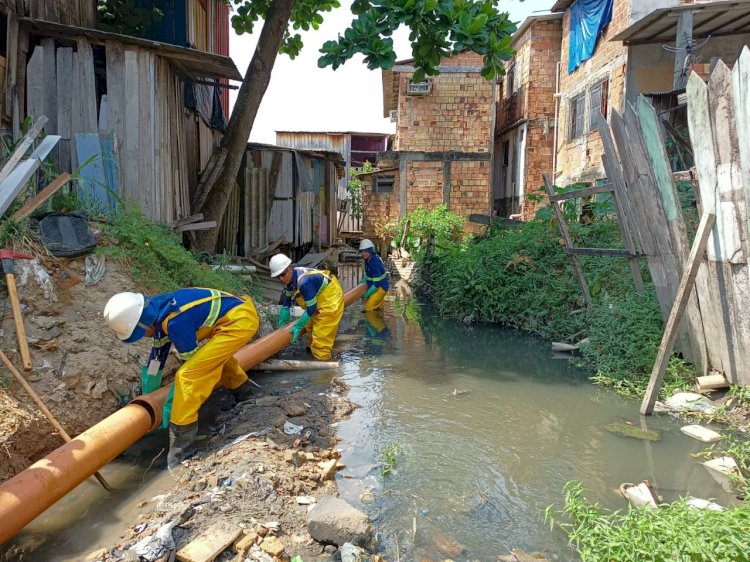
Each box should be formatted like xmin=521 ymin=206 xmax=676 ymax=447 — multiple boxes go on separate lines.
xmin=604 ymin=422 xmax=661 ymax=441
xmin=663 ymin=392 xmax=717 ymax=415
xmin=680 ymin=424 xmax=722 ymax=443
xmin=229 ymin=427 xmax=273 ymax=446
xmin=686 ymin=497 xmax=723 ymax=511
xmin=17 ymin=258 xmax=57 ymax=302
xmin=283 ymin=421 xmax=304 ymax=435
xmin=695 ymin=373 xmax=730 ymax=392
xmin=340 ymin=542 xmax=366 ymax=562
xmin=359 ymin=491 xmax=375 ymax=504
xmin=296 ymin=496 xmax=316 ymax=505
xmin=38 ymin=212 xmax=97 ymax=257
xmin=419 ymin=508 xmax=429 ymax=516
xmin=619 ymin=481 xmax=661 ymax=509
xmin=703 ymin=457 xmax=744 ymax=493
xmin=131 ymin=520 xmax=176 ymax=562
xmin=84 ymin=253 xmax=106 ymax=285
xmin=175 ymin=521 xmax=242 ymax=562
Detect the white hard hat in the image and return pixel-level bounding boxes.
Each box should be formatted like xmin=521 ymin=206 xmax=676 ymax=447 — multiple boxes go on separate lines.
xmin=269 ymin=253 xmax=292 ymax=277
xmin=104 ymin=292 xmax=145 ymax=340
xmin=359 ymin=239 xmax=375 ymax=251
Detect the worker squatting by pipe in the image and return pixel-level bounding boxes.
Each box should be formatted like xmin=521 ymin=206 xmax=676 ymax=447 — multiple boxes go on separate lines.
xmin=0 ymin=283 xmax=367 ymax=545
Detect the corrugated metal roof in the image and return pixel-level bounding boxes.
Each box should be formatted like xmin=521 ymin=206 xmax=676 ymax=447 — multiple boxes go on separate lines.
xmin=612 ymin=0 xmax=750 ymax=45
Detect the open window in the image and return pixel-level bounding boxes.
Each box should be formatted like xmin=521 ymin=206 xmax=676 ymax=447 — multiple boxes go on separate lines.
xmin=588 ymin=79 xmax=609 ymax=132
xmin=569 ymin=92 xmax=585 ymax=140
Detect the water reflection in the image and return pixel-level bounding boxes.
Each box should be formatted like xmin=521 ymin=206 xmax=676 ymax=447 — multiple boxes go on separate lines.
xmin=337 ymin=299 xmax=733 ymax=561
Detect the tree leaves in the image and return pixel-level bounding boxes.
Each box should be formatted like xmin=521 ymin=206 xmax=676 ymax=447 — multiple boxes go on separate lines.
xmin=228 ymin=0 xmax=515 ymax=81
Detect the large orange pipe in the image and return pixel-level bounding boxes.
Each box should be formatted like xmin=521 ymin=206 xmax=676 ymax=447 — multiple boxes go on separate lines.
xmin=0 ymin=283 xmax=367 ymax=544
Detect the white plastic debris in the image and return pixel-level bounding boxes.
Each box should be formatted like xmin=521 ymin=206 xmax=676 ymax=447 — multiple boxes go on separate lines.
xmin=132 ymin=520 xmax=175 ymax=561
xmin=620 ymin=482 xmax=659 ymax=509
xmin=84 ymin=254 xmax=106 ymax=285
xmin=17 ymin=258 xmax=57 ymax=302
xmin=681 ymin=424 xmax=722 ymax=443
xmin=703 ymin=457 xmax=744 ymax=492
xmin=686 ymin=497 xmax=724 ymax=511
xmin=664 ymin=392 xmax=717 ymax=415
xmin=283 ymin=421 xmax=304 ymax=435
xmin=296 ymin=495 xmax=316 ymax=505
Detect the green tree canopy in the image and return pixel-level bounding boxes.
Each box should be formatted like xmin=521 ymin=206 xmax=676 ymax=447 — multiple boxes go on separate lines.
xmin=228 ymin=0 xmax=517 ymax=82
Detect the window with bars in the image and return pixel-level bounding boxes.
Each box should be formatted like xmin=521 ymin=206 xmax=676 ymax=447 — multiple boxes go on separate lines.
xmin=569 ymin=92 xmax=585 ymax=139
xmin=588 ymin=80 xmax=609 ymax=132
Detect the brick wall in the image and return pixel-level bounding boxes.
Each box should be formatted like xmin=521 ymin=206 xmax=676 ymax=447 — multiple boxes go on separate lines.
xmin=395 ymin=51 xmax=494 ymax=153
xmin=365 ymin=50 xmax=494 ymax=235
xmin=555 ymin=0 xmax=630 ymax=186
xmin=495 ymin=17 xmax=562 ymax=220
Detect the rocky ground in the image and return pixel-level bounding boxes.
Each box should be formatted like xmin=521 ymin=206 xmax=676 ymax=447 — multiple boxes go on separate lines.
xmin=0 ymin=249 xmax=155 ymax=480
xmin=0 ymin=247 xmax=388 ymax=562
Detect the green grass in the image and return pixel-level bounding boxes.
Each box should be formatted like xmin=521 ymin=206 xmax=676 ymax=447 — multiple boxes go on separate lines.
xmin=545 ymin=482 xmax=750 ymax=562
xmin=99 ymin=206 xmax=260 ymax=297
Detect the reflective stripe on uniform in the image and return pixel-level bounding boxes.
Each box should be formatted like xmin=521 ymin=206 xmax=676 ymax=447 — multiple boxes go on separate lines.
xmin=365 ymin=273 xmax=387 ymax=282
xmin=201 ymin=289 xmax=224 ymax=328
xmin=179 ymin=349 xmax=196 ymax=361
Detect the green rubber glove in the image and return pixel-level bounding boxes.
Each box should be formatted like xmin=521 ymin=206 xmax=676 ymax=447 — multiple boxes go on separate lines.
xmin=290 ymin=312 xmax=310 ymax=344
xmin=363 ymin=286 xmax=377 ymax=300
xmin=359 ymin=275 xmax=366 ymax=284
xmin=278 ymin=306 xmax=291 ymax=327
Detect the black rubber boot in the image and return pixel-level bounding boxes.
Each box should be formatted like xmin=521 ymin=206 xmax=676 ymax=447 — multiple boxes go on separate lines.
xmin=230 ymin=380 xmax=254 ymax=402
xmin=167 ymin=422 xmax=198 ymax=470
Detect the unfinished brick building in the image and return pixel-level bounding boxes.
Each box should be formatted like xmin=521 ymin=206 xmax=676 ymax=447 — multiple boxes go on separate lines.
xmin=554 ymin=0 xmax=750 ymax=186
xmin=366 ymin=51 xmax=495 ymax=236
xmin=494 ymin=14 xmax=562 ymax=220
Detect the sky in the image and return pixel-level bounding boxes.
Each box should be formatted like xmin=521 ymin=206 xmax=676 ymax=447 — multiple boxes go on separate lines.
xmin=228 ymin=0 xmax=555 ymax=144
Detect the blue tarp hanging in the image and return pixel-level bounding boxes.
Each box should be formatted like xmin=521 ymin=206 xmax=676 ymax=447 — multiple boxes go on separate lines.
xmin=568 ymin=0 xmax=613 ymax=73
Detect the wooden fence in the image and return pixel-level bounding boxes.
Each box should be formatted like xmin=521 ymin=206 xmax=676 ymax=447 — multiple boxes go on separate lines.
xmin=590 ymin=46 xmax=750 ymax=386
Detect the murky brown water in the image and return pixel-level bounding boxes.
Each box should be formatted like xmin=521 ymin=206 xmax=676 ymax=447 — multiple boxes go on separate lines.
xmin=2 ymin=274 xmax=735 ymax=561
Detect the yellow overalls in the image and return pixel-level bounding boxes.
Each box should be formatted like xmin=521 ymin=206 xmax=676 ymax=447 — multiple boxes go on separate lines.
xmin=165 ymin=292 xmax=259 ymax=426
xmin=293 ymin=269 xmax=344 ymax=361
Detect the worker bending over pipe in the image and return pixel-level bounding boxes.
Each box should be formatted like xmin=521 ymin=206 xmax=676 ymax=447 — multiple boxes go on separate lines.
xmin=358 ymin=238 xmax=389 ymax=311
xmin=270 ymin=253 xmax=344 ymax=361
xmin=103 ymin=288 xmax=258 ymax=469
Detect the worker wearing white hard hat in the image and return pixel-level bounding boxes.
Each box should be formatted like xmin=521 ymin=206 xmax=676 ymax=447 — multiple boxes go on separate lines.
xmin=358 ymin=239 xmax=389 ymax=311
xmin=270 ymin=253 xmax=344 ymax=361
xmin=104 ymin=288 xmax=259 ymax=469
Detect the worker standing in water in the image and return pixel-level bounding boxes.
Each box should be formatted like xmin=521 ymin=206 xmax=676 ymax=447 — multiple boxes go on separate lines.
xmin=270 ymin=253 xmax=344 ymax=361
xmin=359 ymin=239 xmax=389 ymax=311
xmin=103 ymin=288 xmax=258 ymax=469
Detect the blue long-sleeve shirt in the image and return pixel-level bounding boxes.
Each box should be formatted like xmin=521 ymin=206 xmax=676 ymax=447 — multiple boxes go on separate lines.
xmin=364 ymin=253 xmax=389 ymax=291
xmin=146 ymin=288 xmax=244 ymax=365
xmin=282 ymin=268 xmax=331 ymax=316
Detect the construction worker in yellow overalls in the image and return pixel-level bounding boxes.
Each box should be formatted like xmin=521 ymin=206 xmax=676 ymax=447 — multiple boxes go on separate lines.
xmin=104 ymin=288 xmax=259 ymax=469
xmin=270 ymin=254 xmax=344 ymax=361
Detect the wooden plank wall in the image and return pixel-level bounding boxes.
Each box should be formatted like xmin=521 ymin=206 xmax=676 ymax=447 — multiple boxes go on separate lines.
xmin=598 ymin=47 xmax=750 ymax=386
xmin=685 ymin=48 xmax=750 ymax=386
xmin=18 ymin=0 xmax=96 ymax=28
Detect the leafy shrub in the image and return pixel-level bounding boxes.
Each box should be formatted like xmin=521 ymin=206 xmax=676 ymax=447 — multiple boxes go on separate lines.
xmin=546 ymin=482 xmax=750 ymax=562
xmin=390 ymin=204 xmax=465 ymax=255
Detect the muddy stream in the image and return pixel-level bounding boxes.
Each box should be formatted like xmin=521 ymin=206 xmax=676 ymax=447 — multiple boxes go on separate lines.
xmin=3 ymin=285 xmax=734 ymax=561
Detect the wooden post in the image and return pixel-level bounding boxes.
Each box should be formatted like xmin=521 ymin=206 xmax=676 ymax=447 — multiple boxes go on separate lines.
xmin=543 ymin=173 xmax=592 ymax=306
xmin=641 ymin=212 xmax=715 ymax=415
